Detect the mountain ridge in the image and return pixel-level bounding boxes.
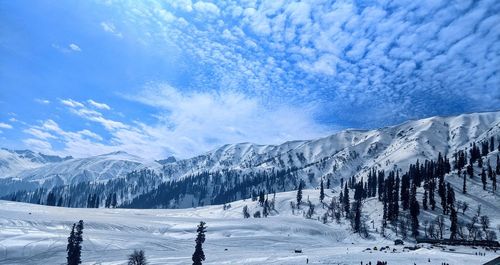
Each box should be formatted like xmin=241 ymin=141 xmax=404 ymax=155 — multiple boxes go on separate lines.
xmin=1 ymin=111 xmax=499 ymax=194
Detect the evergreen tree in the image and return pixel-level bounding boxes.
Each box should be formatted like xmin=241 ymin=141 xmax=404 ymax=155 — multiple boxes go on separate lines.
xmin=422 ymin=189 xmax=428 ymax=210
xmin=258 ymin=191 xmax=265 ymax=206
xmin=343 ymin=183 xmax=350 ymax=215
xmin=446 ymin=183 xmax=455 ymax=211
xmin=410 ymin=183 xmax=420 ymax=238
xmin=66 ymin=224 xmax=76 ymax=264
xmin=128 ymin=250 xmax=147 ymax=265
xmin=319 ymin=179 xmax=325 ymax=203
xmin=462 ymin=171 xmax=467 ymax=194
xmin=438 ymin=175 xmax=447 ymax=214
xmin=429 ymin=179 xmax=436 ymax=211
xmin=192 ymin=221 xmax=207 ymax=265
xmin=296 ymin=181 xmax=303 ymax=207
xmin=377 ymin=171 xmax=385 ymax=201
xmin=242 ymin=205 xmax=250 ymax=218
xmin=393 ymin=173 xmax=400 ymax=220
xmin=326 ymin=178 xmax=331 ymax=189
xmin=481 ymin=168 xmax=487 ymax=190
xmin=47 ymin=191 xmax=56 ymax=206
xmin=493 ymin=172 xmax=497 ymax=192
xmin=449 ymin=206 xmax=458 ymax=240
xmin=467 ymin=164 xmax=474 ymax=179
xmin=67 ymin=220 xmax=84 ymax=265
xmin=490 ymin=136 xmax=495 ymax=152
xmin=401 ymin=174 xmax=410 ymax=211
xmin=263 ymin=199 xmax=269 ymax=217
xmin=353 ymin=201 xmax=362 ymax=233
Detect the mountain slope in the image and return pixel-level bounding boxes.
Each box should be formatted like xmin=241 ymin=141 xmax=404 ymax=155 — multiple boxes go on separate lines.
xmin=12 ymin=151 xmax=161 ymax=185
xmin=0 ymin=148 xmax=72 ymax=178
xmin=0 ymin=186 xmax=497 ymax=264
xmin=2 ymin=111 xmax=499 ymax=203
xmin=160 ymin=111 xmax=500 ymax=183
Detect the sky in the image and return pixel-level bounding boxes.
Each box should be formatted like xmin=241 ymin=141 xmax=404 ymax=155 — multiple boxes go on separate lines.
xmin=0 ymin=0 xmax=499 ymax=160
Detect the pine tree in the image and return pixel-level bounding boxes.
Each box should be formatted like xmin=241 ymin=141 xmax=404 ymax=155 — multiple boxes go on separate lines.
xmin=67 ymin=224 xmax=76 ymax=265
xmin=263 ymin=199 xmax=269 ymax=217
xmin=481 ymin=168 xmax=487 ymax=190
xmin=296 ymin=181 xmax=303 ymax=207
xmin=242 ymin=205 xmax=250 ymax=218
xmin=422 ymin=189 xmax=428 ymax=210
xmin=438 ymin=175 xmax=447 ymax=214
xmin=319 ymin=179 xmax=325 ymax=203
xmin=353 ymin=201 xmax=362 ymax=233
xmin=449 ymin=207 xmax=458 ymax=240
xmin=258 ymin=191 xmax=265 ymax=206
xmin=401 ymin=174 xmax=410 ymax=211
xmin=326 ymin=178 xmax=331 ymax=189
xmin=490 ymin=136 xmax=495 ymax=153
xmin=467 ymin=164 xmax=474 ymax=178
xmin=446 ymin=183 xmax=455 ymax=211
xmin=192 ymin=221 xmax=207 ymax=265
xmin=67 ymin=220 xmax=84 ymax=265
xmin=128 ymin=250 xmax=147 ymax=265
xmin=410 ymin=183 xmax=420 ymax=238
xmin=429 ymin=179 xmax=436 ymax=211
xmin=493 ymin=172 xmax=497 ymax=192
xmin=343 ymin=183 xmax=350 ymax=215
xmin=377 ymin=171 xmax=385 ymax=201
xmin=462 ymin=171 xmax=467 ymax=194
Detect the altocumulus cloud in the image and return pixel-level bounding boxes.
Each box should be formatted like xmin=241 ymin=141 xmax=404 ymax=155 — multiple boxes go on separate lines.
xmin=106 ymin=0 xmax=500 ymax=127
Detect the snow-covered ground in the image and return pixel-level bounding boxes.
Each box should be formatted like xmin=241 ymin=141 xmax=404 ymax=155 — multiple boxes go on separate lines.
xmin=1 ymin=189 xmax=497 ymax=264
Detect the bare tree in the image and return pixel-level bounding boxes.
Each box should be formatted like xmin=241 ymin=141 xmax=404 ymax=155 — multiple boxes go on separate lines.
xmin=466 ymin=216 xmax=478 ymax=240
xmin=428 ymin=222 xmax=437 ymax=239
xmin=486 ymin=230 xmax=497 ymax=241
xmin=480 ymin=215 xmax=490 ymax=231
xmin=461 ymin=201 xmax=468 ymax=214
xmin=423 ymin=220 xmax=429 ymax=238
xmin=399 ymin=215 xmax=409 ymax=239
xmin=457 ymin=221 xmax=466 ymax=240
xmin=436 ymin=215 xmax=445 ymax=239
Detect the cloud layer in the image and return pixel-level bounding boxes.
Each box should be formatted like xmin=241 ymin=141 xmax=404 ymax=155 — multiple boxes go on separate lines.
xmin=22 ymin=88 xmax=328 ymax=159
xmin=104 ymin=0 xmax=499 ymax=127
xmin=6 ymin=0 xmax=500 ymax=159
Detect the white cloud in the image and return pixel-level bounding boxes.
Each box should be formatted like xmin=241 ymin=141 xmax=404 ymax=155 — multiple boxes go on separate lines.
xmin=69 ymin=107 xmax=127 ymax=131
xmin=87 ymin=99 xmax=111 ymax=110
xmin=69 ymin=43 xmax=81 ymax=52
xmin=127 ymin=83 xmax=329 ymax=157
xmin=193 ymin=1 xmax=220 ymax=16
xmin=60 ymin=99 xmax=124 ymax=131
xmin=24 ymin=128 xmax=56 ymax=140
xmin=78 ymin=129 xmax=103 ymax=141
xmin=0 ymin=123 xmax=13 ymax=129
xmin=60 ymin=98 xmax=84 ymax=108
xmin=23 ymin=83 xmax=329 ymax=159
xmin=23 ymin=138 xmax=53 ymax=152
xmin=34 ymin=98 xmax=50 ymax=104
xmin=100 ymin=22 xmax=123 ymax=38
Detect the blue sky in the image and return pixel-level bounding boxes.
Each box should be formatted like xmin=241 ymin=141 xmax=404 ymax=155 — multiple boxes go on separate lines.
xmin=0 ymin=0 xmax=499 ymax=159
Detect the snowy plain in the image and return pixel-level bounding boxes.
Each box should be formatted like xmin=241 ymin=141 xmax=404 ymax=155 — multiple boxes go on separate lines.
xmin=0 ymin=189 xmax=497 ymax=265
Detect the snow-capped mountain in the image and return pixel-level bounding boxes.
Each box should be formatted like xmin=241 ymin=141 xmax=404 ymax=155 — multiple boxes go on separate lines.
xmin=1 ymin=150 xmax=161 ymax=186
xmin=0 ymin=148 xmax=72 ymax=178
xmin=161 ymin=111 xmax=500 ymax=183
xmin=2 ymin=111 xmax=499 ymax=192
